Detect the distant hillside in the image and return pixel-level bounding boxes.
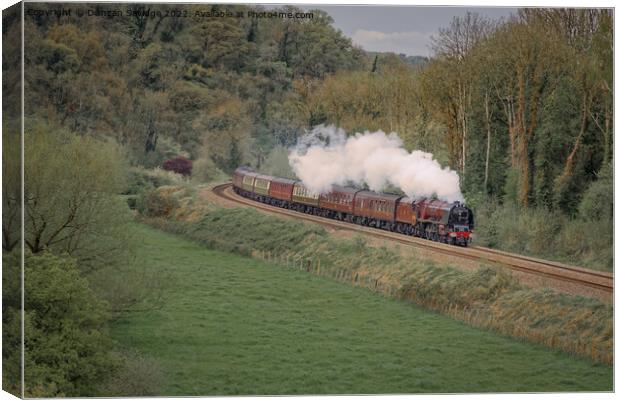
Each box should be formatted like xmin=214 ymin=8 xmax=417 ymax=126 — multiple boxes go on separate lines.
xmin=366 ymin=51 xmax=430 ymax=69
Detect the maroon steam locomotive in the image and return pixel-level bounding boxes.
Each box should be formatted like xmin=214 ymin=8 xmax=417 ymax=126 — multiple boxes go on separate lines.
xmin=232 ymin=167 xmax=474 ymax=246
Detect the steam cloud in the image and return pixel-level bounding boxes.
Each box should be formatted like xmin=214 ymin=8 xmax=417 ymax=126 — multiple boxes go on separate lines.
xmin=288 ymin=125 xmax=464 ymax=202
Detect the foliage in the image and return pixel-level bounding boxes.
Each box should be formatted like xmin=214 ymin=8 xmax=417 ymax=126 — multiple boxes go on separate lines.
xmin=423 ymin=10 xmax=612 ymax=209
xmin=2 ymin=251 xmax=116 ymax=397
xmin=258 ymin=145 xmax=296 ymax=178
xmin=473 ymin=198 xmax=612 ymax=271
xmin=15 ymin=5 xmax=612 ymax=271
xmin=2 ymin=131 xmax=21 ymax=253
xmin=137 ymin=187 xmax=183 ymax=218
xmin=191 ymin=156 xmax=227 ymax=183
xmin=99 ymin=351 xmax=164 ymax=396
xmin=125 ymin=166 xmax=186 ymax=195
xmin=21 ymin=3 xmax=364 ymax=174
xmin=577 ymin=162 xmax=612 ymax=221
xmin=163 ymin=156 xmax=193 ymax=176
xmin=3 ymin=123 xmax=133 ymax=271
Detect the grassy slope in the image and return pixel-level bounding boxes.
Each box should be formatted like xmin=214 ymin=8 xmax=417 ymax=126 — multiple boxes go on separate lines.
xmin=111 ymin=224 xmax=612 ymax=395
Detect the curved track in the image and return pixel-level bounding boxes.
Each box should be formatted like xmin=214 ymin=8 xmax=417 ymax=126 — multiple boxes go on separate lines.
xmin=212 ymin=183 xmax=613 ymax=295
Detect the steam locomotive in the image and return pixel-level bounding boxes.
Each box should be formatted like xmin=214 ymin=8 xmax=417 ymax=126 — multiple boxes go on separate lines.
xmin=232 ymin=167 xmax=475 ymax=246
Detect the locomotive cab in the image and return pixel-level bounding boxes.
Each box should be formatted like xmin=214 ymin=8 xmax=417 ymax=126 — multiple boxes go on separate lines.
xmin=448 ymin=202 xmax=474 ymax=246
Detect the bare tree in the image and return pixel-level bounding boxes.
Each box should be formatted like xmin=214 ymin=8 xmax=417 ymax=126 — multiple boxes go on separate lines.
xmin=429 ymin=13 xmax=498 ymax=179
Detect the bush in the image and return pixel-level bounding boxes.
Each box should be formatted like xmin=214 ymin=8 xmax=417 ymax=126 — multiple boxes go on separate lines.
xmin=100 ymin=351 xmax=164 ymax=396
xmin=472 ymin=199 xmax=612 ymax=271
xmin=125 ymin=166 xmax=187 ymax=196
xmin=163 ymin=156 xmax=193 ymax=176
xmin=578 ymin=162 xmax=612 ymax=222
xmin=3 ymin=251 xmax=116 ymax=397
xmin=136 ymin=187 xmax=182 ymax=218
xmin=192 ymin=156 xmax=226 ymax=183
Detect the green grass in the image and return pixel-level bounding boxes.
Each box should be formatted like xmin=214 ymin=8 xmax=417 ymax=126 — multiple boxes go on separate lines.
xmin=144 ymin=206 xmax=613 ymax=364
xmin=110 ymin=224 xmax=612 ymax=395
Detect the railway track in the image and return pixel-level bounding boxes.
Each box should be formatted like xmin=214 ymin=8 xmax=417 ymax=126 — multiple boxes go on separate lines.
xmin=212 ymin=183 xmax=613 ymax=295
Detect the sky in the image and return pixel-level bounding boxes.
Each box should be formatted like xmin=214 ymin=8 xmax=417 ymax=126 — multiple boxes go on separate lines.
xmin=302 ymin=5 xmax=518 ymax=56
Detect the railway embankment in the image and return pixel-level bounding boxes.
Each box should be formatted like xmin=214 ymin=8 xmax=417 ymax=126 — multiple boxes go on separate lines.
xmin=137 ymin=184 xmax=613 ymax=365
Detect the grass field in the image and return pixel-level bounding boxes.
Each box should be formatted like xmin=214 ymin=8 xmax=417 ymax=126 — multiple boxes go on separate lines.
xmin=110 ymin=224 xmax=612 ymax=395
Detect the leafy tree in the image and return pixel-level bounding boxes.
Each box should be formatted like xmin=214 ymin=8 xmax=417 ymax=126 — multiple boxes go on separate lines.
xmin=184 ymin=15 xmax=253 ymax=72
xmin=2 ymin=123 xmax=132 ymax=271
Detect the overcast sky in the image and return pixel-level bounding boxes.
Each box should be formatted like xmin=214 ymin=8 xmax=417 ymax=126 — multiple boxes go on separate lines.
xmin=302 ymin=5 xmax=518 ymax=56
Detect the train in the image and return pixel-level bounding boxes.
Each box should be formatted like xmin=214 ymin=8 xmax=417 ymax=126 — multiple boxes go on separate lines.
xmin=232 ymin=167 xmax=475 ymax=246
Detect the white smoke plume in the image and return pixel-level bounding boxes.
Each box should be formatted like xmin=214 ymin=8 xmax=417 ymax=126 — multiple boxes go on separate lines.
xmin=288 ymin=125 xmax=464 ymax=202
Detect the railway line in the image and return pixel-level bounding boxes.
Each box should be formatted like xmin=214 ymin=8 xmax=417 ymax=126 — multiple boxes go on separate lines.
xmin=212 ymin=182 xmax=613 ymax=297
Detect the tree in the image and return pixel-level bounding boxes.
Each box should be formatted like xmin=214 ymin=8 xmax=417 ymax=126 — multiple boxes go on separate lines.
xmin=2 ymin=131 xmax=21 ymax=252
xmin=3 ymin=123 xmax=132 ymax=271
xmin=428 ymin=12 xmax=497 ymax=179
xmin=184 ymin=14 xmax=253 ymax=72
xmin=277 ymin=8 xmax=365 ymax=79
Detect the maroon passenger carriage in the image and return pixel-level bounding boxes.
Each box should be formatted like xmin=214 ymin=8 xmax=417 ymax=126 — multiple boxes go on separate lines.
xmin=318 ymin=186 xmax=359 ymax=220
xmin=354 ymin=191 xmax=401 ymax=230
xmin=232 ymin=167 xmax=474 ymax=246
xmin=268 ymin=177 xmax=296 ymax=207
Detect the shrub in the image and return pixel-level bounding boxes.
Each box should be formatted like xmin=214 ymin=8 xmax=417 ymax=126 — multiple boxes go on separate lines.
xmin=3 ymin=251 xmax=116 ymax=397
xmin=163 ymin=156 xmax=193 ymax=176
xmin=99 ymin=351 xmax=164 ymax=396
xmin=125 ymin=166 xmax=187 ymax=198
xmin=137 ymin=187 xmax=182 ymax=217
xmin=192 ymin=156 xmax=226 ymax=183
xmin=472 ymin=198 xmax=612 ymax=271
xmin=578 ymin=162 xmax=612 ymax=222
